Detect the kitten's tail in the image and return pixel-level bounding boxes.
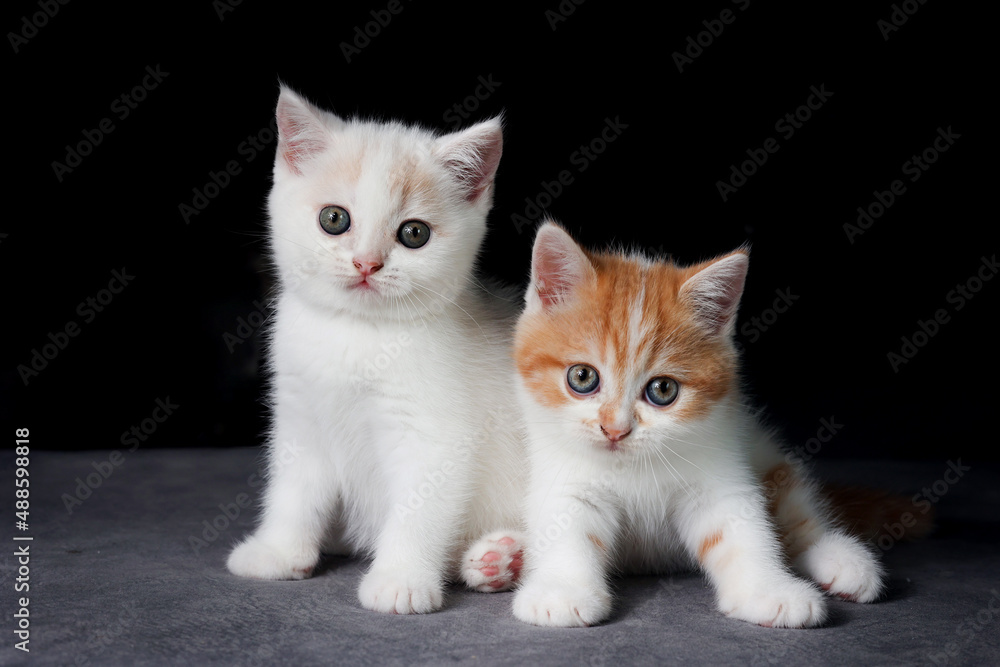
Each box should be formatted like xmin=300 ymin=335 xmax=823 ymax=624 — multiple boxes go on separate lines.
xmin=822 ymin=483 xmax=935 ymax=545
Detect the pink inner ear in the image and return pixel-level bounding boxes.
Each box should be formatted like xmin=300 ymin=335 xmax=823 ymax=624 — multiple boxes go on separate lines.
xmin=681 ymin=253 xmax=748 ymax=336
xmin=463 ymin=132 xmax=503 ymax=202
xmin=438 ymin=123 xmax=503 ymax=203
xmin=535 ymin=253 xmax=574 ymax=308
xmin=531 ymin=224 xmax=592 ymax=309
xmin=276 ymin=97 xmax=327 ymax=174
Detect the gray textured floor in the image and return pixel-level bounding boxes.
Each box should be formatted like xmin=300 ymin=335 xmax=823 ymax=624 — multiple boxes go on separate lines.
xmin=3 ymin=448 xmax=998 ymax=666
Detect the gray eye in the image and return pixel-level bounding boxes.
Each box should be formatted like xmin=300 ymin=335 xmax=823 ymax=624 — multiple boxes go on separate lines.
xmin=319 ymin=206 xmax=351 ymax=235
xmin=397 ymin=220 xmax=430 ymax=248
xmin=567 ymin=364 xmax=600 ymax=395
xmin=645 ymin=377 xmax=679 ymax=406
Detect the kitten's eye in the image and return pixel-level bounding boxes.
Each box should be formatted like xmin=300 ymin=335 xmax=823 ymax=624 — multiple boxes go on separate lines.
xmin=319 ymin=206 xmax=351 ymax=235
xmin=645 ymin=377 xmax=679 ymax=406
xmin=567 ymin=364 xmax=600 ymax=395
xmin=397 ymin=220 xmax=431 ymax=249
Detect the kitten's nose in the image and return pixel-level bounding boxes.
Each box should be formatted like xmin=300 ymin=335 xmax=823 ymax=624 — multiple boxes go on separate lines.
xmin=353 ymin=258 xmax=384 ymax=276
xmin=600 ymin=425 xmax=632 ymax=442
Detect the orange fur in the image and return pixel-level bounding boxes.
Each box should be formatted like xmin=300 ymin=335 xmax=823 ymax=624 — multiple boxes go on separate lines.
xmin=320 ymin=142 xmax=363 ymax=186
xmin=761 ymin=463 xmax=822 ymax=559
xmin=698 ymin=530 xmax=724 ymax=563
xmin=761 ymin=463 xmax=798 ymax=513
xmin=515 ymin=248 xmax=741 ymax=422
xmin=823 ymin=483 xmax=934 ymax=543
xmin=388 ymin=155 xmax=438 ymax=215
xmin=588 ymin=534 xmax=607 ymax=553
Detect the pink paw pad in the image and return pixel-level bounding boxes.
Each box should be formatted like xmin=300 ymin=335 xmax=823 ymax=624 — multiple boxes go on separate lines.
xmin=461 ymin=532 xmax=524 ymax=593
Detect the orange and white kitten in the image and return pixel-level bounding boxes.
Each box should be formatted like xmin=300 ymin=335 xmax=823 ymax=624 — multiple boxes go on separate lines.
xmin=505 ymin=222 xmax=885 ymax=628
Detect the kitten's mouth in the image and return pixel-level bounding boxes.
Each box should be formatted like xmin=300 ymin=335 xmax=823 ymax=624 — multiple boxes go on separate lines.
xmin=598 ymin=440 xmax=626 ymax=454
xmin=351 ymin=277 xmax=378 ymax=292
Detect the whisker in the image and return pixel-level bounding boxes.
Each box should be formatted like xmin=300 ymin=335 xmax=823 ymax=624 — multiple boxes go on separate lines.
xmin=661 ymin=443 xmax=710 ymax=479
xmin=410 ymin=281 xmax=491 ymax=345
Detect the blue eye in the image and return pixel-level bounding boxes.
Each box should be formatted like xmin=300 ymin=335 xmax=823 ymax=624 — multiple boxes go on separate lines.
xmin=319 ymin=205 xmax=351 ymax=235
xmin=397 ymin=220 xmax=431 ymax=248
xmin=567 ymin=364 xmax=600 ymax=395
xmin=645 ymin=377 xmax=679 ymax=406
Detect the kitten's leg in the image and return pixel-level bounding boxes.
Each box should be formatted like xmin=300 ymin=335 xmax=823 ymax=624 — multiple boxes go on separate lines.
xmin=356 ymin=435 xmax=473 ymax=615
xmin=762 ymin=463 xmax=886 ymax=603
xmin=512 ymin=490 xmax=618 ymax=627
xmin=460 ymin=530 xmax=525 ymax=592
xmin=681 ymin=481 xmax=827 ymax=628
xmin=227 ymin=432 xmax=336 ymax=580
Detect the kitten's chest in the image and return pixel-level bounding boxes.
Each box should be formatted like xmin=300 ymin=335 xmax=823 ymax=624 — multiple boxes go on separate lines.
xmin=615 ymin=483 xmax=691 ymax=571
xmin=273 ymin=297 xmax=458 ymax=402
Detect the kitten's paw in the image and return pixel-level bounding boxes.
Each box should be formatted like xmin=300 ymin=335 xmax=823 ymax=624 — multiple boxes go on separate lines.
xmin=512 ymin=577 xmax=611 ymax=627
xmin=719 ymin=575 xmax=826 ymax=628
xmin=358 ymin=569 xmax=444 ymax=614
xmin=461 ymin=531 xmax=524 ymax=593
xmin=226 ymin=535 xmax=319 ymax=580
xmin=796 ymin=531 xmax=886 ymax=603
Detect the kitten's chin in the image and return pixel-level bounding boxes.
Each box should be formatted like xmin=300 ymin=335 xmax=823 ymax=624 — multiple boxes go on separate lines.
xmin=342 ymin=280 xmax=393 ymax=310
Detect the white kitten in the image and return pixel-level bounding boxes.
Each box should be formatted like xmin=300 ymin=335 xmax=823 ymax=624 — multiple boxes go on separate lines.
xmin=226 ymin=87 xmax=525 ymax=614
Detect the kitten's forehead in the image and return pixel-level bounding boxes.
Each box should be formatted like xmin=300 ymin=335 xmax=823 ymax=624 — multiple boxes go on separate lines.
xmin=378 ymin=144 xmax=439 ymax=214
xmin=327 ymin=125 xmax=438 ymax=199
xmin=520 ymin=254 xmax=691 ymax=372
xmin=587 ymin=254 xmax=689 ymax=370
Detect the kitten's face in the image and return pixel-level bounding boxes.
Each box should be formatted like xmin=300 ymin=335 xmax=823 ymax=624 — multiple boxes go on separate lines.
xmin=267 ymin=88 xmax=502 ymax=318
xmin=516 ymin=223 xmax=747 ymax=456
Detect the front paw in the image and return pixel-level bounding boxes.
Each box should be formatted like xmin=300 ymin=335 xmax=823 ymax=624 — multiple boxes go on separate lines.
xmin=226 ymin=535 xmax=319 ymax=580
xmin=718 ymin=574 xmax=826 ymax=628
xmin=358 ymin=569 xmax=444 ymax=614
xmin=796 ymin=531 xmax=886 ymax=603
xmin=512 ymin=576 xmax=611 ymax=627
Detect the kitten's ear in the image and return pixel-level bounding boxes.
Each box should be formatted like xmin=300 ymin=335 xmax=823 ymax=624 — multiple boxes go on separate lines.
xmin=434 ymin=117 xmax=503 ymax=203
xmin=679 ymin=249 xmax=750 ymax=337
xmin=275 ymin=86 xmax=336 ymax=175
xmin=526 ymin=221 xmax=595 ymax=313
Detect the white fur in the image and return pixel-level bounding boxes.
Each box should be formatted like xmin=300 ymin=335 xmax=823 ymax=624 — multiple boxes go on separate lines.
xmin=226 ymin=87 xmax=525 ymax=614
xmin=513 ymin=392 xmax=830 ymax=628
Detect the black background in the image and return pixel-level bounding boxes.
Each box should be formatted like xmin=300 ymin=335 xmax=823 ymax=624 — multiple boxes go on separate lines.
xmin=3 ymin=1 xmax=995 ymax=463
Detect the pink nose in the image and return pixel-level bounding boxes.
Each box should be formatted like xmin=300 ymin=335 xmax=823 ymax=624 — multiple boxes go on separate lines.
xmin=353 ymin=258 xmax=384 ymax=276
xmin=600 ymin=425 xmax=632 ymax=442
